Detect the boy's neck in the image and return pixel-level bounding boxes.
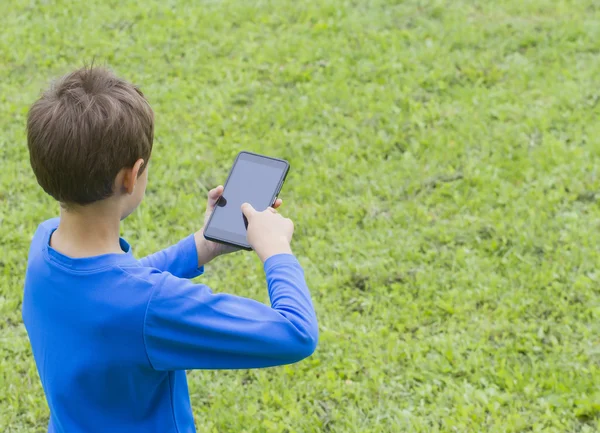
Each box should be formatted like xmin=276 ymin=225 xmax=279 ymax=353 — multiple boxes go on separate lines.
xmin=52 ymin=201 xmax=124 ymax=258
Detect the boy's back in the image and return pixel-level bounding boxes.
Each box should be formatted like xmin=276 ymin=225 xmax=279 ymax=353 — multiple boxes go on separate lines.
xmin=23 ymin=67 xmax=317 ymax=433
xmin=25 ymin=219 xmax=181 ymax=432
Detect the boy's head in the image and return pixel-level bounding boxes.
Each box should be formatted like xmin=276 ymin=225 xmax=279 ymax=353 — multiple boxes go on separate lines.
xmin=27 ymin=66 xmax=154 ymax=218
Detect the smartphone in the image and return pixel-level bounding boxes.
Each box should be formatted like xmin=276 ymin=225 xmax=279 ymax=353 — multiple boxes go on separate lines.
xmin=203 ymin=151 xmax=290 ymax=250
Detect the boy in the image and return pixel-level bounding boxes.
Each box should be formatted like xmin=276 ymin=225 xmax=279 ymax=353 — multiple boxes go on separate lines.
xmin=22 ymin=66 xmax=318 ymax=433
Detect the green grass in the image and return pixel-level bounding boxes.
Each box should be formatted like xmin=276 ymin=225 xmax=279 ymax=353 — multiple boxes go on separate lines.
xmin=1 ymin=0 xmax=600 ymax=431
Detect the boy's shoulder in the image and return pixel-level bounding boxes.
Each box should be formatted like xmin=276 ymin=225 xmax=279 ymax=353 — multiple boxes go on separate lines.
xmin=38 ymin=217 xmax=60 ymax=231
xmin=30 ymin=218 xmax=60 ymax=248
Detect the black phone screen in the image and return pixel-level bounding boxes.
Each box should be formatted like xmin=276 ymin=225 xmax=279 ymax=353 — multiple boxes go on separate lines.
xmin=204 ymin=152 xmax=289 ymax=248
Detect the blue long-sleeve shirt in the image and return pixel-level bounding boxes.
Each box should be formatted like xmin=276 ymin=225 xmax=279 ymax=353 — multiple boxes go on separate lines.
xmin=22 ymin=218 xmax=318 ymax=433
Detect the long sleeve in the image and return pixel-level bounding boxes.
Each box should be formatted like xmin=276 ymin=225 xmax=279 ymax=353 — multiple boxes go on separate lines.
xmin=138 ymin=234 xmax=204 ymax=279
xmin=143 ymin=254 xmax=318 ymax=370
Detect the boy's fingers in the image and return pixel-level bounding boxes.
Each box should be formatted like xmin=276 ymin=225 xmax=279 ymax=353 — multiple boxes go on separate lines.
xmin=273 ymin=198 xmax=283 ymax=209
xmin=208 ymin=185 xmax=224 ymax=199
xmin=241 ymin=203 xmax=256 ymax=218
xmin=207 ymin=186 xmax=224 ymax=209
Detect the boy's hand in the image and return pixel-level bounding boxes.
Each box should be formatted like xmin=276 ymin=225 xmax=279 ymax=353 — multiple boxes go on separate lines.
xmin=241 ymin=203 xmax=294 ymax=263
xmin=195 ymin=186 xmax=283 ymax=266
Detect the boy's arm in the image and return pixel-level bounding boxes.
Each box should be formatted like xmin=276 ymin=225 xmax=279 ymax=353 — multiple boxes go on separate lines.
xmin=143 ymin=254 xmax=318 ymax=370
xmin=138 ymin=235 xmax=204 ymax=279
xmin=138 ymin=186 xmax=283 ymax=279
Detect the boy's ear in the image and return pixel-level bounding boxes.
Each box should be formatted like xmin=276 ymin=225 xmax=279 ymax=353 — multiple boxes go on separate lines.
xmin=123 ymin=159 xmax=145 ymax=195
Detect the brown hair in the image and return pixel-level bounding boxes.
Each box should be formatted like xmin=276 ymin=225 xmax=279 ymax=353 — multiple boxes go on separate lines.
xmin=27 ymin=66 xmax=154 ymax=206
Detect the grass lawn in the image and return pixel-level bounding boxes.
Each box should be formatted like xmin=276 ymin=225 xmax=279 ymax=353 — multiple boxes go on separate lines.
xmin=1 ymin=0 xmax=600 ymax=431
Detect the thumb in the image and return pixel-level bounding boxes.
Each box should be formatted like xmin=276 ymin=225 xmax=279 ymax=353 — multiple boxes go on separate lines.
xmin=241 ymin=203 xmax=256 ymax=219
